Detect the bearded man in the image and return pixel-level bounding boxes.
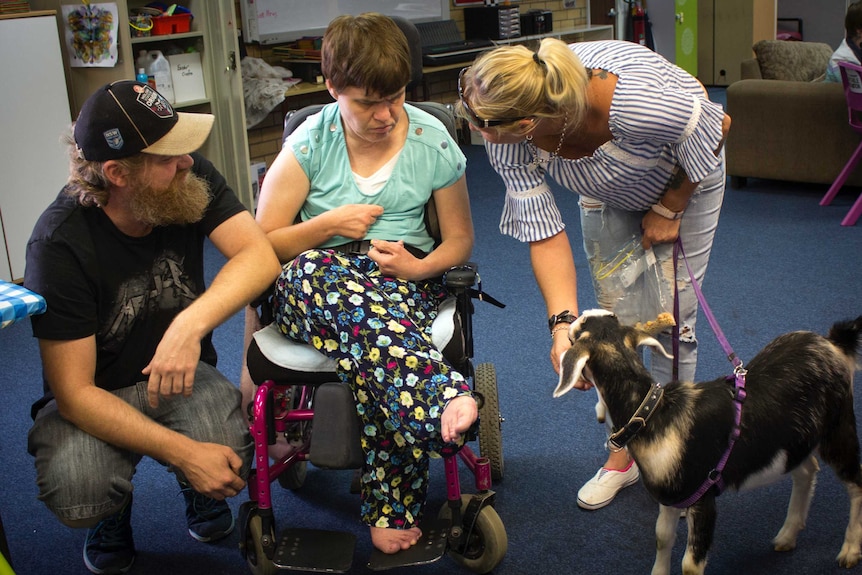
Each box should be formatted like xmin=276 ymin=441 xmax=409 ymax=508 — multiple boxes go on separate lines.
xmin=23 ymin=81 xmax=280 ymax=575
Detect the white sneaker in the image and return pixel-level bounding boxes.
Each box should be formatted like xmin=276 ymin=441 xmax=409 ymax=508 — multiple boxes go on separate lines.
xmin=577 ymin=461 xmax=640 ymax=510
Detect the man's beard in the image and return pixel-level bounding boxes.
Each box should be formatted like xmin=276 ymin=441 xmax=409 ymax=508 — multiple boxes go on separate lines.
xmin=129 ymin=169 xmax=211 ymax=226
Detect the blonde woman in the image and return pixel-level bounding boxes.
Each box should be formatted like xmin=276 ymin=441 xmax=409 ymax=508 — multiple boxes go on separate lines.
xmin=458 ymin=38 xmax=730 ymax=510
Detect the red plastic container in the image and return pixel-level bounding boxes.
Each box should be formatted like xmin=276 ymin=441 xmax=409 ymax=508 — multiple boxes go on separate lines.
xmin=151 ymin=13 xmax=191 ymax=35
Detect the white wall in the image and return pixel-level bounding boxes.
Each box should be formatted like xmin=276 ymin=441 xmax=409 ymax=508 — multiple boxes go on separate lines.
xmin=777 ymin=0 xmax=846 ymax=48
xmin=647 ymin=0 xmax=676 ymax=62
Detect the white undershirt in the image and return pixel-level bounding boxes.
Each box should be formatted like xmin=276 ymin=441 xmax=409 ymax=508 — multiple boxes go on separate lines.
xmin=352 ymin=150 xmax=401 ymax=196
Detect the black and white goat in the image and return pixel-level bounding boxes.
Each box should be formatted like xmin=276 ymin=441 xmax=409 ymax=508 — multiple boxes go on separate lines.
xmin=554 ymin=309 xmax=862 ymax=575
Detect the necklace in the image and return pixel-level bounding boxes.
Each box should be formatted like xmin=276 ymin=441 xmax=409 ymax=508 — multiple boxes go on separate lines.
xmin=526 ymin=114 xmax=568 ymax=166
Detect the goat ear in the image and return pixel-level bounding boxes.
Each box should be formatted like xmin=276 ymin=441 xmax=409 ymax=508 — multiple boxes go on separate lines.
xmin=554 ymin=347 xmax=590 ymax=398
xmin=635 ymin=334 xmax=673 ymax=358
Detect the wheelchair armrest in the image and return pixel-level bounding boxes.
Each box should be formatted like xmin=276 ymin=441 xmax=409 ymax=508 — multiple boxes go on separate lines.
xmin=443 ymin=262 xmax=477 ymax=288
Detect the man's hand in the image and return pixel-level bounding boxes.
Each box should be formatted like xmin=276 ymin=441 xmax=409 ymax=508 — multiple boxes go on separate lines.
xmin=178 ymin=443 xmax=246 ymax=500
xmin=142 ymin=322 xmax=203 ymax=408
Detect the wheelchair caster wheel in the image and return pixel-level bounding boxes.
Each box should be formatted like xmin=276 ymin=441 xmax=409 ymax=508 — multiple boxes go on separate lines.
xmin=438 ymin=494 xmax=507 ymax=574
xmin=475 ymin=363 xmax=504 ymax=481
xmin=243 ymin=508 xmax=278 ymax=575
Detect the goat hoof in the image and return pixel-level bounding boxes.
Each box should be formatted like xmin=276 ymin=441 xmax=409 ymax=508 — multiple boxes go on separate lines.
xmin=595 ymin=401 xmax=606 ymax=423
xmin=837 ymin=546 xmax=862 ymax=568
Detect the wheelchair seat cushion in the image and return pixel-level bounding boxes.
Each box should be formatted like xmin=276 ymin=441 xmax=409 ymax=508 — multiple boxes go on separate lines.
xmin=252 ymin=297 xmax=459 ymax=377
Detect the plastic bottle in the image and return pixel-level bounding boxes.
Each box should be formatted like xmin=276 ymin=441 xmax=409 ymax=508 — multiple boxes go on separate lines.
xmin=147 ymin=50 xmax=175 ymax=103
xmin=135 ymin=49 xmax=149 ymax=74
xmin=136 ymin=67 xmax=148 ymax=84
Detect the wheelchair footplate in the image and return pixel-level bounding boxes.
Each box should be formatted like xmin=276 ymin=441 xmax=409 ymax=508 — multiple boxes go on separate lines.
xmin=366 ymin=517 xmax=450 ymax=571
xmin=273 ymin=528 xmax=356 ymax=573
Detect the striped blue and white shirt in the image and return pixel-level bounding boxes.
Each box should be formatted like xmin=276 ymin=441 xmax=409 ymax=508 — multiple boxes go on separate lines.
xmin=489 ymin=40 xmax=726 ymax=243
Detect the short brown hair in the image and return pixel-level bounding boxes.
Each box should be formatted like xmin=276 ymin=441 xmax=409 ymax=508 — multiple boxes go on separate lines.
xmin=321 ymin=13 xmax=411 ymax=96
xmin=848 ymin=1 xmax=862 ymax=35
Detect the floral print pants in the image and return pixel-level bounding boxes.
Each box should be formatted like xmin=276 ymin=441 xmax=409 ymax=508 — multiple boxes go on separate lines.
xmin=273 ymin=249 xmax=472 ymax=530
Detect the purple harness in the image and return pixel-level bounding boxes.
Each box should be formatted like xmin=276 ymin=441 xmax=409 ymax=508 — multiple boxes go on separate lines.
xmin=669 ymin=239 xmax=747 ymax=508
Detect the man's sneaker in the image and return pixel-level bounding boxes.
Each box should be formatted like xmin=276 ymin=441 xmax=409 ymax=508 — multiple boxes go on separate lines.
xmin=577 ymin=460 xmax=640 ymax=510
xmin=83 ymin=496 xmax=135 ymax=575
xmin=181 ymin=486 xmax=235 ymax=542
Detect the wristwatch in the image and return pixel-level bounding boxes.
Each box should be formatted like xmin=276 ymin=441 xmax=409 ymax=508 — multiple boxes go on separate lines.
xmin=650 ymin=201 xmax=685 ymax=220
xmin=548 ymin=310 xmax=577 ymax=333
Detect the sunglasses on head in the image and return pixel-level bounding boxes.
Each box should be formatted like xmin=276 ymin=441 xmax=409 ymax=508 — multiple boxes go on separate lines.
xmin=457 ymin=67 xmax=530 ymax=128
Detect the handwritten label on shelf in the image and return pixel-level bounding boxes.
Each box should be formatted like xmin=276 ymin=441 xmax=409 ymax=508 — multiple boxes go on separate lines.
xmin=168 ymin=52 xmax=206 ymax=103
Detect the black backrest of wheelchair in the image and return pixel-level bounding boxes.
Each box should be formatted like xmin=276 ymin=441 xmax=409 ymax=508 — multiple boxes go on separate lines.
xmin=391 ymin=15 xmax=424 ymax=91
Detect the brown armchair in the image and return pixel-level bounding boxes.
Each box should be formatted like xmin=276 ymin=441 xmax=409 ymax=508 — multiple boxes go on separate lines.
xmin=725 ymin=40 xmax=862 ymax=188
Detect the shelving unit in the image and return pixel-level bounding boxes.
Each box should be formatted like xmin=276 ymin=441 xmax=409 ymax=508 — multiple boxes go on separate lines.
xmin=130 ymin=24 xmax=208 ymax=108
xmin=27 ymin=0 xmax=255 ymax=209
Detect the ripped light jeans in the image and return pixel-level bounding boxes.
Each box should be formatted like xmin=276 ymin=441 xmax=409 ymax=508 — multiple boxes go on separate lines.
xmin=579 ymin=161 xmax=725 ymax=387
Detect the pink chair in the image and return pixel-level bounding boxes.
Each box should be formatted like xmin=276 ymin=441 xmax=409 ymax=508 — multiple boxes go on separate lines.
xmin=820 ymin=60 xmax=862 ymax=226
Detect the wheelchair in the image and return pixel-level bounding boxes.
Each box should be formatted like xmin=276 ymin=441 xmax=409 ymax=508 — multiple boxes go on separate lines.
xmin=237 ymin=101 xmax=507 ymax=574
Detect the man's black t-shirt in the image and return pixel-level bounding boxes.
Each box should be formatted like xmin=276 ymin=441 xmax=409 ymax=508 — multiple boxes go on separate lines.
xmin=25 ymin=153 xmax=246 ymax=416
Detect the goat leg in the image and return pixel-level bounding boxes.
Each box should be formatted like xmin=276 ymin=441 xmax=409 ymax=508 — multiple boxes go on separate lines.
xmin=774 ymin=455 xmax=819 ymax=551
xmin=680 ymin=496 xmax=716 ymax=575
xmin=651 ymin=504 xmax=682 ymax=575
xmin=837 ymin=479 xmax=862 ymax=567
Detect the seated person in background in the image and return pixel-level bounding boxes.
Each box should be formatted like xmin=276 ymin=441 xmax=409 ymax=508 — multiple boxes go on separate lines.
xmin=826 ymin=0 xmax=862 ymax=82
xmin=25 ymin=80 xmax=281 ymax=575
xmin=247 ymin=12 xmax=478 ymax=555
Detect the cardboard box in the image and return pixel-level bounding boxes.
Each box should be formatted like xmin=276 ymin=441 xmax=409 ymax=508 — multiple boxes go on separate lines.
xmin=168 ymin=52 xmax=206 ymax=104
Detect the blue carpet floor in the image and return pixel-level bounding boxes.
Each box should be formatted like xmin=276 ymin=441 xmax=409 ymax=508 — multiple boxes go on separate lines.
xmin=2 ymin=93 xmax=862 ymax=574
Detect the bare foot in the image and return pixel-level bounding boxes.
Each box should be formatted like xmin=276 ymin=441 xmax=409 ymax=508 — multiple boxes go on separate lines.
xmin=370 ymin=526 xmax=422 ymax=554
xmin=441 ymin=395 xmax=478 ymax=443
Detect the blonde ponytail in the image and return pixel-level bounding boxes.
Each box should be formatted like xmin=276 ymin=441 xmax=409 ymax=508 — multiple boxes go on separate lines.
xmin=463 ymin=37 xmax=590 ymax=136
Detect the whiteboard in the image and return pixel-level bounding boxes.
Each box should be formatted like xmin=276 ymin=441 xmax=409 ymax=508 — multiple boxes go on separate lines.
xmin=0 ymin=14 xmax=72 ymax=281
xmin=241 ymin=0 xmax=449 ymax=44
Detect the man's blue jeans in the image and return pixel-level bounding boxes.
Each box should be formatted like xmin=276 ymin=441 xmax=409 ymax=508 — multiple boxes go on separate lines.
xmin=28 ymin=361 xmax=252 ymax=528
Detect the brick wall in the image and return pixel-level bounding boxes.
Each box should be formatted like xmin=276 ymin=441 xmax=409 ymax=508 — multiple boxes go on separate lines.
xmin=239 ymin=1 xmax=588 ymax=167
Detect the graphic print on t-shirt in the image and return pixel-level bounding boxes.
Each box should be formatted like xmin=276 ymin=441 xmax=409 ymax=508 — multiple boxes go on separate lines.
xmin=101 ymin=249 xmax=197 ymax=352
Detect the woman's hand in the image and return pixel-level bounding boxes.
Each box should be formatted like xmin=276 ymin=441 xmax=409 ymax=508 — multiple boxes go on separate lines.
xmin=332 ymin=204 xmax=384 ymax=240
xmin=368 ymin=239 xmax=424 ymax=280
xmin=641 ymin=210 xmax=682 ymax=249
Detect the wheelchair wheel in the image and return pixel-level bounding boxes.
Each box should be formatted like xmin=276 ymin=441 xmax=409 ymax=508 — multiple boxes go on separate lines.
xmin=277 ymin=460 xmax=308 ymax=490
xmin=276 ymin=386 xmax=310 ymax=490
xmin=438 ymin=495 xmax=507 ymax=574
xmin=244 ymin=509 xmax=278 ymax=575
xmin=475 ymin=363 xmax=504 ymax=481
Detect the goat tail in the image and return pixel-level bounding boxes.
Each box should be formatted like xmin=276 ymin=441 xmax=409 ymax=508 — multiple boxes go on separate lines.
xmin=828 ymin=315 xmax=862 ymax=368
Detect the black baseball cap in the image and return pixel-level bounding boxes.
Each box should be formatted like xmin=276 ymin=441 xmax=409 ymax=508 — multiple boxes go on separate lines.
xmin=73 ymin=80 xmax=215 ymax=161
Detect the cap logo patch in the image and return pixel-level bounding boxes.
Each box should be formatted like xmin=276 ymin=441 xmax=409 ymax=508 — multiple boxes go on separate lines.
xmin=133 ymin=84 xmax=174 ymax=119
xmin=103 ymin=128 xmax=124 ymax=150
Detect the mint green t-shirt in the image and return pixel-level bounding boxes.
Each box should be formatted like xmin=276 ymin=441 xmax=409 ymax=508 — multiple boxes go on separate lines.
xmin=286 ymin=102 xmax=466 ymax=252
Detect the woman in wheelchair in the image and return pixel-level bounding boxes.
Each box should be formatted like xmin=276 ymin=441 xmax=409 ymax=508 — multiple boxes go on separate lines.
xmin=250 ymin=13 xmax=477 ymax=556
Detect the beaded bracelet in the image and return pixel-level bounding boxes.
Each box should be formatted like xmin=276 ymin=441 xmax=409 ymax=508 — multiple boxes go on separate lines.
xmin=551 ymin=324 xmax=571 ymax=338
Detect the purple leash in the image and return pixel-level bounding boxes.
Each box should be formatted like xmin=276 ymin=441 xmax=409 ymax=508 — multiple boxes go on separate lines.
xmin=670 ymin=238 xmax=747 ymax=508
